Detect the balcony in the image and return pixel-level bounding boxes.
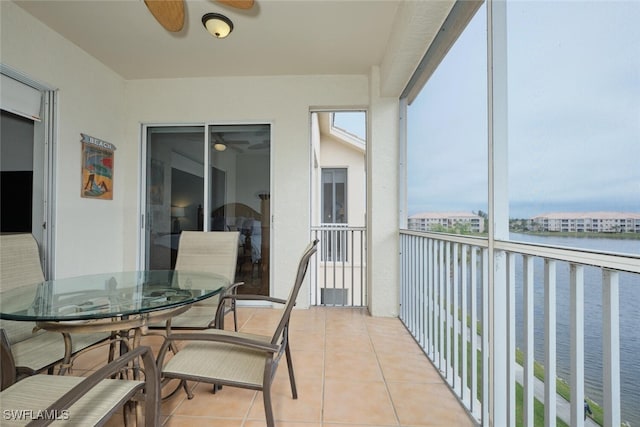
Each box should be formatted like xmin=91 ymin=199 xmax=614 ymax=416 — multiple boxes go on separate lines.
xmin=15 ymin=228 xmax=639 ymax=426
xmin=399 ymin=230 xmax=640 ymax=427
xmin=70 ymin=307 xmax=474 ymax=426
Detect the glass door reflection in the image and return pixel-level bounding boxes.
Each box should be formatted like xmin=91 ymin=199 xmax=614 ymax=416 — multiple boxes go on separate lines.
xmin=209 ymin=124 xmax=270 ymax=295
xmin=143 ymin=124 xmax=270 ymax=294
xmin=144 ymin=126 xmax=205 ymax=270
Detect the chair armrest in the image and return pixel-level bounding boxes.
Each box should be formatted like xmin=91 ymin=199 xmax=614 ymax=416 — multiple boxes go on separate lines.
xmin=219 ymin=294 xmax=287 ymax=305
xmin=214 ymin=294 xmax=287 ymax=328
xmin=170 ymin=331 xmax=278 ymax=352
xmin=28 ymin=346 xmax=159 ymax=427
xmin=157 ymin=331 xmax=278 ymax=368
xmin=216 ymin=281 xmax=244 ymax=307
xmin=225 ymin=281 xmax=244 ymax=294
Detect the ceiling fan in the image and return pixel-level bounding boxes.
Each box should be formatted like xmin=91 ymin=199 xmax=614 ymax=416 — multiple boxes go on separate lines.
xmin=212 ymin=134 xmax=250 ymax=153
xmin=144 ymin=0 xmax=254 ymax=32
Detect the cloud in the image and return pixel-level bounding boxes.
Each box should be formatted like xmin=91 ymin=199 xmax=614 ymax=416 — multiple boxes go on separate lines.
xmin=407 ymin=1 xmax=639 ymax=218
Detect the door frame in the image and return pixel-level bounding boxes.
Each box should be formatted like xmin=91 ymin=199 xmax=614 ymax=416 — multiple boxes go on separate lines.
xmin=138 ymin=121 xmax=274 ymax=294
xmin=1 ymin=64 xmax=57 ymax=278
xmin=309 ymin=108 xmax=368 ymax=306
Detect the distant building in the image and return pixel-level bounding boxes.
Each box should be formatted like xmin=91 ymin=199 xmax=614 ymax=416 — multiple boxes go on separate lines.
xmin=408 ymin=212 xmax=485 ymax=233
xmin=529 ymin=212 xmax=640 ymax=233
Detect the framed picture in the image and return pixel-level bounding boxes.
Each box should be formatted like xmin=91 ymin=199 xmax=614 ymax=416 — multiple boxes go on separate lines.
xmin=81 ymin=133 xmax=115 ymax=200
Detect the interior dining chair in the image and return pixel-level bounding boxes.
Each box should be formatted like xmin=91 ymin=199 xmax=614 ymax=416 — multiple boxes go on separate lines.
xmin=0 ymin=234 xmax=109 ymax=377
xmin=0 ymin=328 xmax=159 ymax=427
xmin=162 ymin=231 xmax=242 ymax=330
xmin=157 ymin=239 xmax=318 ymax=427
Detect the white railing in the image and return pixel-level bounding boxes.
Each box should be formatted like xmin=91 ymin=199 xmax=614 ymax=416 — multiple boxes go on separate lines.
xmin=310 ymin=226 xmax=366 ymax=307
xmin=399 ymin=230 xmax=640 ymax=426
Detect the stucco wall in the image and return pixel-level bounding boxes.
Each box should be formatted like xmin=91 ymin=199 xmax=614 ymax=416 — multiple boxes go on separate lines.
xmin=124 ymin=76 xmax=369 ymax=304
xmin=2 ymin=1 xmax=406 ymax=315
xmin=1 ymin=1 xmax=127 ymax=279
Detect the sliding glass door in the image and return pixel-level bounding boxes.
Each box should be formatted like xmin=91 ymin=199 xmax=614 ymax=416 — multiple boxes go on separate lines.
xmin=144 ymin=126 xmax=205 ymax=270
xmin=142 ymin=123 xmax=271 ymax=295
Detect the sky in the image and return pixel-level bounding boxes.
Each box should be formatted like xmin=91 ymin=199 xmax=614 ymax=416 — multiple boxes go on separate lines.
xmin=407 ymin=1 xmax=640 ymax=219
xmin=332 ymin=111 xmax=366 ymax=140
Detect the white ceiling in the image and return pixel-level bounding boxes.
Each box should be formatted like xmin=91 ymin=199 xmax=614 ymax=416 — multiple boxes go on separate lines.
xmin=14 ymin=0 xmax=404 ymax=80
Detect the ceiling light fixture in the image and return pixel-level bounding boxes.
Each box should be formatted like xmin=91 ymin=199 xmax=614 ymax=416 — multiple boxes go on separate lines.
xmin=214 ymin=142 xmax=227 ymax=151
xmin=202 ymin=13 xmax=234 ymax=39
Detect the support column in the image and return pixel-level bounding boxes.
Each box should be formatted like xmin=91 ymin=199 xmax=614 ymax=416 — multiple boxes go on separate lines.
xmin=487 ymin=0 xmax=509 ymax=425
xmin=367 ymin=66 xmax=400 ymax=317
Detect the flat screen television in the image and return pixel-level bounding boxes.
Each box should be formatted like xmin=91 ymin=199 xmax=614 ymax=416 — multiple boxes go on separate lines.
xmin=0 ymin=170 xmax=33 ymax=232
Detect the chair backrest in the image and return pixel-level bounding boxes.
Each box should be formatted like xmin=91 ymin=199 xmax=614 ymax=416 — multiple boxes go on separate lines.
xmin=0 ymin=329 xmax=17 ymax=391
xmin=271 ymin=239 xmax=318 ymax=345
xmin=174 ymin=231 xmax=239 ymax=283
xmin=0 ymin=235 xmax=47 ymax=344
xmin=0 ymin=234 xmax=45 ymax=292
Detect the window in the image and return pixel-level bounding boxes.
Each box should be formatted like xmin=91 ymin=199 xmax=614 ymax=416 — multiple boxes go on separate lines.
xmin=507 ymin=1 xmax=640 ymax=246
xmin=322 ymin=168 xmax=347 ymax=224
xmin=404 ymin=3 xmax=488 ymax=235
xmin=321 ymin=168 xmax=347 ymax=262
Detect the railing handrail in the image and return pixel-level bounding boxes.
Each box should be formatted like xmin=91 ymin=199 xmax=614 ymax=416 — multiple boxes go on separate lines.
xmin=401 ymin=229 xmax=489 ymax=247
xmin=400 ymin=229 xmax=640 ymax=274
xmin=312 ymin=225 xmax=366 ymax=231
xmin=494 ymin=240 xmax=640 ymax=274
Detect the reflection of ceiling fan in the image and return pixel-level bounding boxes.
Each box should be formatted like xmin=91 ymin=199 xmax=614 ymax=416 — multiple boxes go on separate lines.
xmin=212 ymin=134 xmax=249 ymax=152
xmin=144 ymin=0 xmax=254 ymax=32
xmin=248 ymin=140 xmax=270 ymax=151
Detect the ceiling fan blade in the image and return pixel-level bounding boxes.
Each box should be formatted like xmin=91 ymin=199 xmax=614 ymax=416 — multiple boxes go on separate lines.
xmin=249 ymin=141 xmax=270 ymax=150
xmin=144 ymin=0 xmax=185 ymax=32
xmin=216 ymin=0 xmax=255 ymax=10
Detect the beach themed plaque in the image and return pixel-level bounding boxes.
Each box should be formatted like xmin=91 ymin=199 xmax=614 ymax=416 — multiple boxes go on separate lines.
xmin=80 ymin=133 xmax=116 ymax=200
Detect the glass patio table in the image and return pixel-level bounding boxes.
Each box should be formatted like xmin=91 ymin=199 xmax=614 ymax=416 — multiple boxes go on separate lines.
xmin=0 ymin=270 xmax=228 ymax=373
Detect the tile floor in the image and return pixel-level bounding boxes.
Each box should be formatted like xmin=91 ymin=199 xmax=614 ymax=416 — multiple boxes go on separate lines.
xmin=72 ymin=307 xmax=476 ymax=427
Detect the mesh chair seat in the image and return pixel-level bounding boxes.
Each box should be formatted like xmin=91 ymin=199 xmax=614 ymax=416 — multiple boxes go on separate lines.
xmin=0 ymin=375 xmax=143 ymax=426
xmin=163 ymin=329 xmax=271 ymax=388
xmin=10 ymin=327 xmax=110 ymax=374
xmin=163 ymin=303 xmax=220 ymax=329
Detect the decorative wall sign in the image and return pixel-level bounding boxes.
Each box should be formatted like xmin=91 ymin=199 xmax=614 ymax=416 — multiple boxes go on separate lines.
xmin=81 ymin=133 xmax=115 ymax=200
